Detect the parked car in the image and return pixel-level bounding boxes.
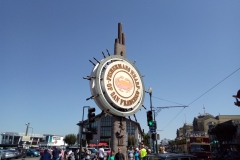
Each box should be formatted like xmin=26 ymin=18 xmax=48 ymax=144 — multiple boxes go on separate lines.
xmin=0 ymin=149 xmax=17 ymax=160
xmin=212 ymin=150 xmax=225 ymax=160
xmin=26 ymin=149 xmax=40 ymax=157
xmin=88 ymin=148 xmax=98 ymax=159
xmin=225 ymin=151 xmax=240 ymax=160
xmin=146 ymin=153 xmax=197 ymax=160
xmin=8 ymin=149 xmax=21 ymax=159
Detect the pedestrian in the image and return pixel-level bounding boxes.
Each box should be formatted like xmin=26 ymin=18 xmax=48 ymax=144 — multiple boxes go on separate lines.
xmin=134 ymin=148 xmax=140 ymax=160
xmin=64 ymin=150 xmax=68 ymax=160
xmin=115 ymin=148 xmax=125 ymax=160
xmin=107 ymin=150 xmax=115 ymax=160
xmin=159 ymin=147 xmax=167 ymax=154
xmin=127 ymin=146 xmax=134 ymax=160
xmin=68 ymin=149 xmax=75 ymax=160
xmin=74 ymin=149 xmax=80 ymax=160
xmin=40 ymin=149 xmax=52 ymax=160
xmin=147 ymin=149 xmax=151 ymax=154
xmin=107 ymin=148 xmax=111 ymax=160
xmin=81 ymin=148 xmax=85 ymax=160
xmin=93 ymin=153 xmax=98 ymax=160
xmin=52 ymin=147 xmax=61 ymax=160
xmin=140 ymin=145 xmax=147 ymax=160
xmin=60 ymin=149 xmax=64 ymax=160
xmin=84 ymin=147 xmax=91 ymax=160
xmin=98 ymin=146 xmax=104 ymax=160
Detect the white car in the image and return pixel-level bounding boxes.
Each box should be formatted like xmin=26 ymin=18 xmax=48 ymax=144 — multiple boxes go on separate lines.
xmin=103 ymin=148 xmax=111 ymax=158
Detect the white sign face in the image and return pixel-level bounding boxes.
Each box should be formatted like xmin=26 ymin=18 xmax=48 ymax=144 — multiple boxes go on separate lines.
xmin=22 ymin=136 xmax=31 ymax=141
xmin=102 ymin=61 xmax=143 ymax=109
xmin=89 ymin=55 xmax=145 ymax=117
xmin=52 ymin=136 xmax=61 ymax=140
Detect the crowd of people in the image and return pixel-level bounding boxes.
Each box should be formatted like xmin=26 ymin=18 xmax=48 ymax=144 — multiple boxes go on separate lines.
xmin=39 ymin=146 xmax=89 ymax=160
xmin=39 ymin=144 xmax=167 ymax=160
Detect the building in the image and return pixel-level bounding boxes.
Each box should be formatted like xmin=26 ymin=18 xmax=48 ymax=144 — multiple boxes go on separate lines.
xmin=177 ymin=114 xmax=240 ymax=138
xmin=174 ymin=113 xmax=240 ymax=152
xmin=0 ymin=132 xmax=66 ymax=148
xmin=77 ymin=113 xmax=143 ymax=148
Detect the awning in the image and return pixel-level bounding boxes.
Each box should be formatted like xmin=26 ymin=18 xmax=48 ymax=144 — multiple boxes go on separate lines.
xmin=88 ymin=144 xmax=97 ymax=147
xmin=98 ymin=142 xmax=108 ymax=146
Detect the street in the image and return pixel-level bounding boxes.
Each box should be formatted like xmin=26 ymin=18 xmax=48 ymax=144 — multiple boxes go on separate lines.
xmin=22 ymin=157 xmax=40 ymax=160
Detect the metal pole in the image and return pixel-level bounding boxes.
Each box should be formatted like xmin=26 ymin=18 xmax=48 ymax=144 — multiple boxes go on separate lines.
xmin=149 ymin=89 xmax=155 ymax=153
xmin=97 ymin=140 xmax=98 ymax=150
xmin=153 ymin=111 xmax=158 ymax=154
xmin=25 ymin=123 xmax=30 ymax=136
xmin=79 ymin=106 xmax=89 ymax=160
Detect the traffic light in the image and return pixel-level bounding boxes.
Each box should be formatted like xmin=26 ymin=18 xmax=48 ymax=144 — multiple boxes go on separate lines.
xmin=151 ymin=133 xmax=156 ymax=140
xmin=147 ymin=110 xmax=153 ymax=126
xmin=152 ymin=121 xmax=157 ymax=129
xmin=86 ymin=132 xmax=93 ymax=140
xmin=88 ymin=107 xmax=95 ymax=123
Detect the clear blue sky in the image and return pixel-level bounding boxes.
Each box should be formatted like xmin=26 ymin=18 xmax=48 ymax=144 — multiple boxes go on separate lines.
xmin=1 ymin=1 xmax=240 ymax=141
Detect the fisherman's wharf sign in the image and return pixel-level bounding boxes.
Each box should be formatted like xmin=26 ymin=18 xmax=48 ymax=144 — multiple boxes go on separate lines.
xmin=89 ymin=55 xmax=145 ymax=117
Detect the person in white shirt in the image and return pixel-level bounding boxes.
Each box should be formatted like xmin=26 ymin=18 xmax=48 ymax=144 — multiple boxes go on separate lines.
xmin=98 ymin=146 xmax=104 ymax=160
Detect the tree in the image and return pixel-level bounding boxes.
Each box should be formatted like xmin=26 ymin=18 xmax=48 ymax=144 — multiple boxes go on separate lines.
xmin=142 ymin=133 xmax=150 ymax=146
xmin=128 ymin=135 xmax=136 ymax=146
xmin=64 ymin=134 xmax=77 ymax=146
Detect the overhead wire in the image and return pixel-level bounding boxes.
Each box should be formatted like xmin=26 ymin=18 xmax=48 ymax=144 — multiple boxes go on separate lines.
xmin=153 ymin=67 xmax=240 ymax=130
xmin=152 ymin=96 xmax=185 ymax=106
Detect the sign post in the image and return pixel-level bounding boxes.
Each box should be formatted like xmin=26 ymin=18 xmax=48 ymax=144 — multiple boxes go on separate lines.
xmin=85 ymin=23 xmax=145 ymax=157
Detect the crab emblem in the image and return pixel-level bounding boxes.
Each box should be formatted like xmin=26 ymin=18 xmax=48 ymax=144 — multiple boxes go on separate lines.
xmin=115 ymin=76 xmax=133 ymax=92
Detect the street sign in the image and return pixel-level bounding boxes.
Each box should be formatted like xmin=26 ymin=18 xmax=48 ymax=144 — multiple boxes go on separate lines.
xmin=149 ymin=126 xmax=155 ymax=130
xmin=149 ymin=121 xmax=156 ymax=132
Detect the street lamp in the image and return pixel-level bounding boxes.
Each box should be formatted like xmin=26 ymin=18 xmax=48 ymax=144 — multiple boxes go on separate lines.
xmin=25 ymin=123 xmax=30 ymax=136
xmin=146 ymin=87 xmax=156 ymax=153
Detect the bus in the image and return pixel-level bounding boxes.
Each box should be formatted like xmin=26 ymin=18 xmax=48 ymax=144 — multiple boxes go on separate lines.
xmin=188 ymin=137 xmax=212 ymax=160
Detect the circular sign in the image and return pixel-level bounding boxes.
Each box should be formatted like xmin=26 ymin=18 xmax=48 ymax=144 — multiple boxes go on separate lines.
xmin=102 ymin=60 xmax=143 ymax=109
xmin=89 ymin=55 xmax=145 ymax=117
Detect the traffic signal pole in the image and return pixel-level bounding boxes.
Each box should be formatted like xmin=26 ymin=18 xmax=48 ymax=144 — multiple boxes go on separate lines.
xmin=79 ymin=106 xmax=90 ymax=160
xmin=148 ymin=88 xmax=155 ymax=153
xmin=146 ymin=87 xmax=188 ymax=154
xmin=153 ymin=110 xmax=158 ymax=154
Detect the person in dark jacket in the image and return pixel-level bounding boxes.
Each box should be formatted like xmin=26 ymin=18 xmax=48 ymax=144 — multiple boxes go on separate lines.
xmin=115 ymin=148 xmax=125 ymax=160
xmin=74 ymin=149 xmax=79 ymax=160
xmin=40 ymin=149 xmax=51 ymax=160
xmin=52 ymin=147 xmax=61 ymax=160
